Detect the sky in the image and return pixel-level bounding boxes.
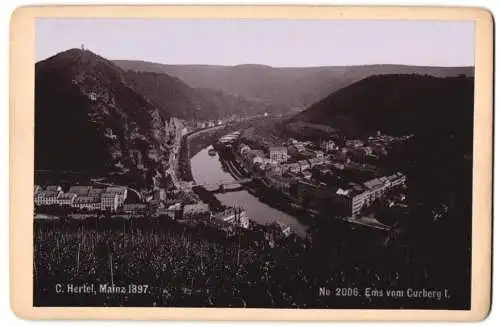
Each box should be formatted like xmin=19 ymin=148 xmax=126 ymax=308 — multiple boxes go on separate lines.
xmin=36 ymin=18 xmax=475 ymax=67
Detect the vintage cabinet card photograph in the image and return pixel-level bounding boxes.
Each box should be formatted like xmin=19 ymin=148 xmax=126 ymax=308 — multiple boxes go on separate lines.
xmin=10 ymin=5 xmax=493 ymax=321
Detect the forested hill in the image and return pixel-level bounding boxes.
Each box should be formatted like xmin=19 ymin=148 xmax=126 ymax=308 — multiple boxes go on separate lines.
xmin=121 ymin=70 xmax=219 ymax=121
xmin=292 ymin=74 xmax=474 ymax=144
xmin=35 ymin=48 xmax=169 ymax=186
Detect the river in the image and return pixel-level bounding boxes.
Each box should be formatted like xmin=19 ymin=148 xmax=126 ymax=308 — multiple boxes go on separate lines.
xmin=190 ymin=145 xmax=307 ymax=236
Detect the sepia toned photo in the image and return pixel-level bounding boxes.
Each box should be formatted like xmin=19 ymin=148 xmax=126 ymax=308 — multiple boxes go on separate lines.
xmin=28 ymin=15 xmax=481 ymax=312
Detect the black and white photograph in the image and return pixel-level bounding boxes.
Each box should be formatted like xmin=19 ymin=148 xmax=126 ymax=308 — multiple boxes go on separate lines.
xmin=32 ymin=17 xmax=476 ymax=310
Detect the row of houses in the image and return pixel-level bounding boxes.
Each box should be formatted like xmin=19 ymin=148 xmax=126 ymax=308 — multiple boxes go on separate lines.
xmin=287 ymin=144 xmax=325 ymax=160
xmin=34 ymin=185 xmax=128 ymax=212
xmin=240 ymin=141 xmax=328 ymax=169
xmin=238 ymin=142 xmax=331 ymax=175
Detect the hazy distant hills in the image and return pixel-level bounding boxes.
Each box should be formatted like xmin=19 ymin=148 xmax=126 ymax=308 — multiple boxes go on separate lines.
xmin=35 ymin=48 xmax=169 ymax=181
xmin=291 ymin=74 xmax=474 ymax=142
xmin=115 ymin=60 xmax=473 ymax=110
xmin=122 ymin=70 xmax=286 ymax=120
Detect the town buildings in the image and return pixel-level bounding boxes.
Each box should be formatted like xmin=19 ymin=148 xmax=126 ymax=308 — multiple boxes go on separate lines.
xmin=89 ymin=188 xmax=105 ymax=198
xmin=346 ymin=139 xmax=364 ymax=148
xmin=104 ymin=187 xmax=128 ymax=206
xmin=283 ymin=162 xmax=301 ymax=174
xmin=34 ymin=185 xmax=42 ymax=195
xmin=320 ymin=140 xmax=337 ymax=152
xmin=264 ymin=166 xmax=294 ymax=194
xmin=312 ymin=150 xmax=324 ymax=158
xmin=101 ymin=193 xmax=119 ymax=211
xmin=183 ymin=203 xmax=210 ymax=216
xmin=122 ymin=203 xmax=148 ymax=216
xmin=219 ymin=131 xmax=241 ymax=145
xmin=68 ymin=186 xmax=92 ymax=196
xmin=307 ymin=157 xmax=326 ymax=168
xmin=288 ymin=144 xmax=306 ymax=157
xmin=238 ymin=143 xmax=251 ymax=156
xmin=242 ymin=150 xmax=265 ymax=172
xmin=46 ymin=185 xmax=62 ymax=192
xmin=34 ymin=184 xmax=129 ymax=212
xmin=154 ymin=188 xmax=166 ymax=202
xmin=57 ymin=192 xmax=77 ymax=206
xmin=167 ymin=203 xmax=182 ymax=219
xmin=269 ymin=146 xmax=288 ymax=164
xmin=298 ymin=160 xmax=310 ymax=172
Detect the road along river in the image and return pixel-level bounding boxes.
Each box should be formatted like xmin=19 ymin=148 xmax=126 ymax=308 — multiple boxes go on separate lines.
xmin=190 ymin=145 xmax=308 ymax=237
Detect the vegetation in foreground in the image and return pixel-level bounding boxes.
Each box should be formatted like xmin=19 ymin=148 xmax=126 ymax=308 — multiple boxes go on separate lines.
xmin=34 ymin=213 xmax=470 ymax=309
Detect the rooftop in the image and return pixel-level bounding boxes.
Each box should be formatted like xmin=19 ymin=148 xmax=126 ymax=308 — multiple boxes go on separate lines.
xmin=184 ymin=203 xmax=210 ymax=213
xmin=37 ymin=190 xmax=59 ymax=197
xmin=123 ymin=204 xmax=147 ymax=210
xmin=58 ymin=192 xmax=77 ymax=200
xmin=74 ymin=196 xmax=99 ymax=204
xmin=105 ymin=187 xmax=127 ymax=194
xmin=363 ymin=178 xmax=384 ymax=190
xmin=102 ymin=193 xmax=118 ymax=199
xmin=89 ymin=188 xmax=105 ymax=196
xmin=68 ymin=185 xmax=92 ymax=192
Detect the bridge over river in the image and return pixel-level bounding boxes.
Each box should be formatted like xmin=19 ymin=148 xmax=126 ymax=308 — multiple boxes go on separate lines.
xmin=191 ymin=178 xmax=253 ymax=192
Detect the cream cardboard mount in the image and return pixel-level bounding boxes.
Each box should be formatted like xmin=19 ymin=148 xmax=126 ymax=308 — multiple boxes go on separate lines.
xmin=9 ymin=5 xmax=493 ymax=321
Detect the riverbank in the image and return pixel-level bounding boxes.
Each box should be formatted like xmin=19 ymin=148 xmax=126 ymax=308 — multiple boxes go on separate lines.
xmin=179 ymin=115 xmax=272 ymax=182
xmin=214 ymin=150 xmax=314 ymax=233
xmin=191 ymin=145 xmax=308 ymax=236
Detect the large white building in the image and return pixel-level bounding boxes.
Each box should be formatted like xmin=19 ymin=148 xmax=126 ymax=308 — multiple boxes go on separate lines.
xmin=57 ymin=193 xmax=78 ymax=206
xmin=269 ymin=146 xmax=288 ymax=164
xmin=105 ymin=187 xmax=128 ymax=206
xmin=73 ymin=196 xmax=101 ymax=211
xmin=321 ymin=140 xmax=337 ymax=152
xmin=296 ymin=172 xmax=407 ymax=217
xmin=101 ymin=193 xmax=119 ymax=211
